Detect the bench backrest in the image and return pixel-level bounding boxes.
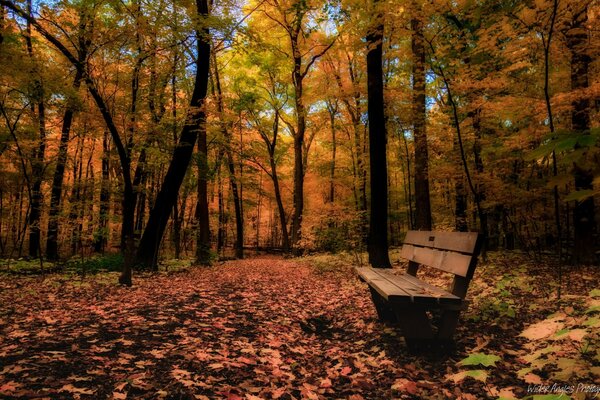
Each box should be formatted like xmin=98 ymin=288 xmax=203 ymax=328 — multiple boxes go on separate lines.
xmin=401 ymin=230 xmax=482 ymax=298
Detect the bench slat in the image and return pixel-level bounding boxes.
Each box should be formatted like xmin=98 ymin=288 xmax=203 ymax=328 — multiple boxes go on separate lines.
xmin=356 ymin=267 xmax=461 ymax=306
xmin=401 ymin=245 xmax=473 ymax=277
xmin=355 ymin=268 xmax=412 ymax=303
xmin=373 ymin=269 xmax=461 ymax=305
xmin=404 ymin=231 xmax=479 ymax=254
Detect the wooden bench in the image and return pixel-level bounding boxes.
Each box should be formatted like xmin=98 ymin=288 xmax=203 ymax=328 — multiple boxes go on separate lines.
xmin=356 ymin=230 xmax=482 ymax=350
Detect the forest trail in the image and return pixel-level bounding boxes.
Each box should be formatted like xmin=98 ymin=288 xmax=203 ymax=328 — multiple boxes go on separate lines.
xmin=1 ymin=256 xmax=598 ymax=399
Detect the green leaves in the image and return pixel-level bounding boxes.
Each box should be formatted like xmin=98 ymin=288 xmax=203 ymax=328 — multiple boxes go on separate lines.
xmin=459 ymin=353 xmax=501 ymax=367
xmin=524 ymin=129 xmax=599 ymax=161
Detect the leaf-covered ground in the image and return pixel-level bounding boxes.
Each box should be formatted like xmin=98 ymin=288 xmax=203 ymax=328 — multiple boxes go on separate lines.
xmin=0 ymin=253 xmax=598 ymax=399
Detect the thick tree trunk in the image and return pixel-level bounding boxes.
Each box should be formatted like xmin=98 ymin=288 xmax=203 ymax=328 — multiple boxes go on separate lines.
xmin=290 ymin=50 xmax=306 ymax=248
xmin=567 ymin=7 xmax=596 ymax=265
xmin=411 ymin=11 xmax=432 ymax=231
xmin=135 ymin=0 xmax=211 ymax=270
xmin=366 ymin=0 xmax=391 ymax=268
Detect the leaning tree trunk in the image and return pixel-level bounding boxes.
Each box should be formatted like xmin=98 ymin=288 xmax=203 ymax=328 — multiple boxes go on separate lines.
xmin=135 ymin=0 xmax=211 ymax=270
xmin=366 ymin=0 xmax=391 ymax=269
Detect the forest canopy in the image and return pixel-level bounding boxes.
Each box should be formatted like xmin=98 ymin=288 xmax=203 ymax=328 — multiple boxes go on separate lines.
xmin=0 ymin=0 xmax=598 ymax=282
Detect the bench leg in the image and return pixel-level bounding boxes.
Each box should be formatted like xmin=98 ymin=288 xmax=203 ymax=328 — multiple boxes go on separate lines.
xmin=369 ymin=288 xmax=397 ymax=323
xmin=437 ymin=310 xmax=460 ymax=340
xmin=394 ymin=308 xmax=434 ymax=351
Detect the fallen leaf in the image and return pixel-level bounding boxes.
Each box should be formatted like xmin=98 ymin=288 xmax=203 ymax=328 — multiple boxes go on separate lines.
xmin=446 ymin=370 xmax=489 ymax=383
xmin=391 ymin=378 xmax=418 ymax=394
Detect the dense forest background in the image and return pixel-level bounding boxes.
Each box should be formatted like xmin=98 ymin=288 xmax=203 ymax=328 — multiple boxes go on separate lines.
xmin=0 ymin=0 xmax=598 ymax=278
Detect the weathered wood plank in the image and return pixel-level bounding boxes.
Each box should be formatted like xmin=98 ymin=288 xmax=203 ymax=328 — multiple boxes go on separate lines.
xmin=373 ymin=269 xmax=461 ymax=305
xmin=404 ymin=231 xmax=480 ymax=254
xmin=357 ymin=268 xmax=462 ymax=306
xmin=355 ymin=268 xmax=412 ymax=302
xmin=401 ymin=245 xmax=472 ymax=277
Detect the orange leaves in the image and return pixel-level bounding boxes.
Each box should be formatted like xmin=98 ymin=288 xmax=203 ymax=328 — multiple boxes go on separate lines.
xmin=59 ymin=384 xmax=96 ymax=395
xmin=1 ymin=256 xmax=598 ymax=399
xmin=391 ymin=378 xmax=418 ymax=394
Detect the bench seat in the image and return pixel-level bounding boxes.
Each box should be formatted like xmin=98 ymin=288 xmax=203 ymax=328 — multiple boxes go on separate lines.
xmin=355 ymin=267 xmax=461 ymax=307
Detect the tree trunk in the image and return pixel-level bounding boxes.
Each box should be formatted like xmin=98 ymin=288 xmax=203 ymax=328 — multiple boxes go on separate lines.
xmin=135 ymin=0 xmax=211 ymax=270
xmin=25 ymin=0 xmax=45 ymax=258
xmin=567 ymin=6 xmax=596 ymax=265
xmin=216 ymin=152 xmax=225 ymax=253
xmin=290 ymin=52 xmax=306 ymax=248
xmin=195 ymin=121 xmax=211 ymax=264
xmin=94 ymin=130 xmax=111 ymax=253
xmin=270 ymin=152 xmax=290 ymax=253
xmin=366 ymin=0 xmax=391 ymax=268
xmin=411 ymin=9 xmax=432 ymax=231
xmin=212 ymin=52 xmax=243 ymax=259
xmin=327 ymin=100 xmax=337 ymax=203
xmin=47 ymin=68 xmax=84 ymax=260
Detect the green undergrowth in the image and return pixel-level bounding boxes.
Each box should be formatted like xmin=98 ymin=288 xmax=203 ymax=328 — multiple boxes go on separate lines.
xmin=0 ymin=253 xmax=124 ymax=275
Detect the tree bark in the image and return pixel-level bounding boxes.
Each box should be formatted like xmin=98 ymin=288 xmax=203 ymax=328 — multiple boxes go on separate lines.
xmin=327 ymin=100 xmax=337 ymax=203
xmin=290 ymin=51 xmax=306 ymax=248
xmin=135 ymin=0 xmax=211 ymax=269
xmin=366 ymin=0 xmax=391 ymax=268
xmin=25 ymin=0 xmax=45 ymax=258
xmin=46 ymin=67 xmax=84 ymax=260
xmin=411 ymin=8 xmax=432 ymax=231
xmin=212 ymin=52 xmax=243 ymax=258
xmin=195 ymin=119 xmax=211 ymax=264
xmin=567 ymin=5 xmax=596 ymax=265
xmin=94 ymin=130 xmax=111 ymax=253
